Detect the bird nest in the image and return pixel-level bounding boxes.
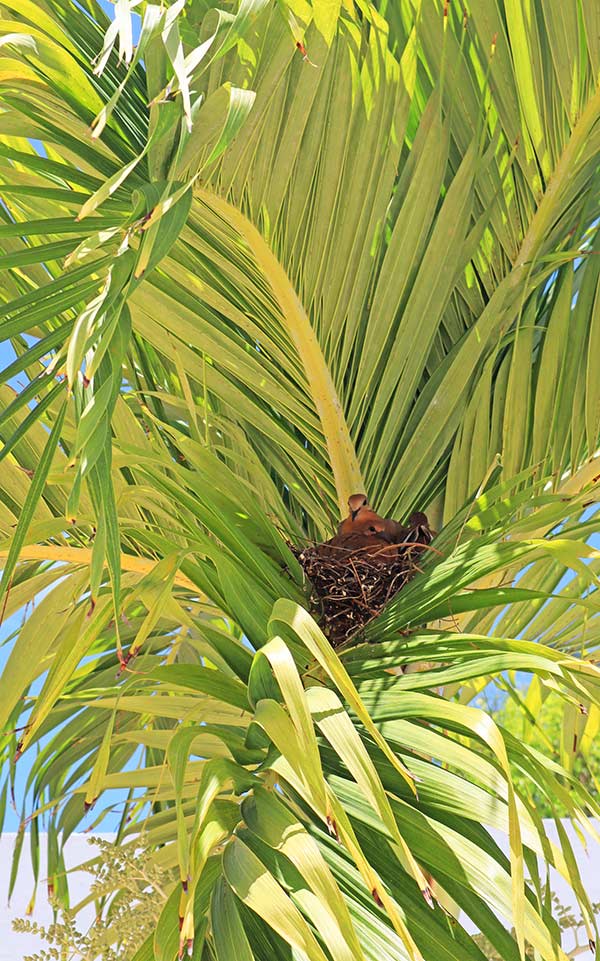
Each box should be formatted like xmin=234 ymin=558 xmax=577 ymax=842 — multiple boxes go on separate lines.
xmin=292 ymin=537 xmax=429 ymax=649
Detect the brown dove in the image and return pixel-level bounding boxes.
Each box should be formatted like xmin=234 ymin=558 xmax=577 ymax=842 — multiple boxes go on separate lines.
xmin=338 ymin=493 xmax=397 ymax=541
xmin=321 ymin=529 xmax=398 ymax=564
xmin=403 ymin=511 xmax=434 ymax=545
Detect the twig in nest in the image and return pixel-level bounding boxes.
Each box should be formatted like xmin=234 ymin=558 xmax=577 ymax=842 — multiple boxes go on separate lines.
xmin=292 ymin=538 xmax=429 ymax=648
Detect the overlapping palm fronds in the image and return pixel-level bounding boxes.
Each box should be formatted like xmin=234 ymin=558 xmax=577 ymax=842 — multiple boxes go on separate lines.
xmin=1 ymin=0 xmax=600 ymax=958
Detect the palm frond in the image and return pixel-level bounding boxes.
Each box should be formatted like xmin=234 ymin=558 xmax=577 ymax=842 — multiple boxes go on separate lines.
xmin=2 ymin=0 xmax=600 ymax=959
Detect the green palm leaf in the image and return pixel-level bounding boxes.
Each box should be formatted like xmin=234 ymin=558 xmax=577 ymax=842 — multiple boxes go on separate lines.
xmin=2 ymin=0 xmax=600 ymax=959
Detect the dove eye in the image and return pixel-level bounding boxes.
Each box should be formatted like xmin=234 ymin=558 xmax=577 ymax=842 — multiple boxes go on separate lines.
xmin=368 ymin=526 xmax=377 ymax=532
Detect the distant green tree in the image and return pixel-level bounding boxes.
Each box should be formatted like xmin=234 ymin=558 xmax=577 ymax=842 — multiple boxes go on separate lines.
xmin=497 ymin=690 xmax=600 ymax=818
xmin=475 ymin=894 xmax=600 ymax=960
xmin=13 ymin=839 xmax=173 ymax=961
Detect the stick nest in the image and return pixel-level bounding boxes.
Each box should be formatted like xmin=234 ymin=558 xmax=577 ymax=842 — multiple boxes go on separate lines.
xmin=292 ymin=537 xmax=428 ymax=648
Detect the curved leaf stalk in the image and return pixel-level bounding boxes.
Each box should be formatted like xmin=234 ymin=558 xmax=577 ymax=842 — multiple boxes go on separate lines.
xmin=196 ymin=187 xmax=364 ymax=515
xmin=0 ymin=545 xmax=200 ymax=592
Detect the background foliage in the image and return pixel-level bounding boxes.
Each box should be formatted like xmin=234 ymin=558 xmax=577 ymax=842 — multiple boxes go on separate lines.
xmin=495 ymin=687 xmax=600 ymax=819
xmin=1 ymin=0 xmax=600 ymax=958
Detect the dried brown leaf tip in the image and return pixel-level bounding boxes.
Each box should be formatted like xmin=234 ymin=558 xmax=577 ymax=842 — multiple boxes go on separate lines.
xmin=371 ymin=887 xmax=384 ymax=907
xmin=295 ymin=40 xmax=317 ymax=66
xmin=422 ymin=886 xmax=435 ymax=909
xmin=326 ymin=815 xmax=339 ymax=840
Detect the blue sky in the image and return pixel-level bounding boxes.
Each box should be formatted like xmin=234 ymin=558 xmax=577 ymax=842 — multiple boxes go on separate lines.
xmin=0 ymin=0 xmax=140 ymax=834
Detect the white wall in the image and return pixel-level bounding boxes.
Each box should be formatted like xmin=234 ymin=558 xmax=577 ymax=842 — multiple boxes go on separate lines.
xmin=1 ymin=823 xmax=599 ymax=959
xmin=0 ymin=834 xmax=110 ymax=961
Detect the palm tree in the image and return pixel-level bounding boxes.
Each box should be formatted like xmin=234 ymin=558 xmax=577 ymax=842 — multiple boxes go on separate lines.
xmin=1 ymin=0 xmax=600 ymax=958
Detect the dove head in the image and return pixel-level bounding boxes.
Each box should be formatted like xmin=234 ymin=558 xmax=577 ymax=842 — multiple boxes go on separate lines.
xmin=348 ymin=493 xmax=369 ymax=520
